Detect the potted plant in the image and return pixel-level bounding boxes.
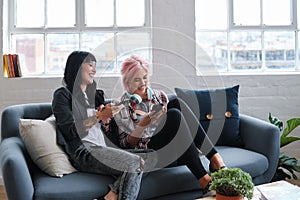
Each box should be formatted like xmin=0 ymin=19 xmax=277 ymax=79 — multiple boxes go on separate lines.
xmin=209 ymin=168 xmax=254 ymax=200
xmin=268 ymin=113 xmax=300 ymax=181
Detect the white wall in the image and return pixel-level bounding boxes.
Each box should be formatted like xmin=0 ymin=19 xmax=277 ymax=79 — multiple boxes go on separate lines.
xmin=1 ymin=0 xmax=300 ymax=183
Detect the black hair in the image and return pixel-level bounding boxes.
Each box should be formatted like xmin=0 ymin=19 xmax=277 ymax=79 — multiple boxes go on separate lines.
xmin=63 ymin=51 xmax=96 ymax=93
xmin=63 ymin=51 xmax=98 ymax=107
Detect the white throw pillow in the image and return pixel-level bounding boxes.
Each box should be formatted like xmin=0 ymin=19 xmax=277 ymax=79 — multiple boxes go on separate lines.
xmin=19 ymin=115 xmax=77 ymax=177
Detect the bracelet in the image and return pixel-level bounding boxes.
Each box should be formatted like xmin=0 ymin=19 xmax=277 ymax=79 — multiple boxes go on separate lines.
xmin=83 ymin=115 xmax=98 ymax=126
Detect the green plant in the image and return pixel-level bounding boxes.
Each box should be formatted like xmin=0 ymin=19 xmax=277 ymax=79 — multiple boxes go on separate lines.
xmin=209 ymin=168 xmax=254 ymax=199
xmin=268 ymin=113 xmax=300 ymax=180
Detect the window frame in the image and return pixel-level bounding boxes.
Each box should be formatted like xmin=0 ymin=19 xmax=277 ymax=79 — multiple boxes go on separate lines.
xmin=195 ymin=0 xmax=300 ymax=74
xmin=6 ymin=0 xmax=152 ymax=77
xmin=229 ymin=0 xmax=297 ymax=30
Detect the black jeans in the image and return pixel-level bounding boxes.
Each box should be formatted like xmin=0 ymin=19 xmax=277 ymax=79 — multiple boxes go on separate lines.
xmin=148 ymin=108 xmax=217 ymax=179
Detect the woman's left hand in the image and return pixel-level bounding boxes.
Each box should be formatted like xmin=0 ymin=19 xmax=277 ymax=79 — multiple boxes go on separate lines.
xmin=150 ymin=106 xmax=166 ymax=123
xmin=138 ymin=106 xmax=166 ymax=127
xmin=111 ymin=103 xmax=125 ymax=116
xmin=96 ymin=104 xmax=113 ymax=121
xmin=96 ymin=103 xmax=125 ymax=121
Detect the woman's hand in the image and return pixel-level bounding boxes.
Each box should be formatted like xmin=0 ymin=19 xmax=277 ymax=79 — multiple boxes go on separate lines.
xmin=138 ymin=106 xmax=166 ymax=127
xmin=128 ymin=106 xmax=166 ymax=145
xmin=96 ymin=104 xmax=113 ymax=121
xmin=111 ymin=103 xmax=125 ymax=116
xmin=96 ymin=103 xmax=124 ymax=122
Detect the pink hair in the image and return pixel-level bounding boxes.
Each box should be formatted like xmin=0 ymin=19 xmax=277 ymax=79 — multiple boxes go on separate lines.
xmin=121 ymin=55 xmax=150 ymax=92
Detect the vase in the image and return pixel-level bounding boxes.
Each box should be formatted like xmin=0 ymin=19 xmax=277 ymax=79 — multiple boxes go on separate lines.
xmin=216 ymin=192 xmax=244 ymax=200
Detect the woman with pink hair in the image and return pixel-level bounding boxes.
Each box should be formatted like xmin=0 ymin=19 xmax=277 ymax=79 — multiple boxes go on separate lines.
xmin=113 ymin=54 xmax=227 ymax=197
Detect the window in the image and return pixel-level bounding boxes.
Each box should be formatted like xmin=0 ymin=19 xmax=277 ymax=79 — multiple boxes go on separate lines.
xmin=7 ymin=0 xmax=151 ymax=76
xmin=195 ymin=0 xmax=300 ymax=73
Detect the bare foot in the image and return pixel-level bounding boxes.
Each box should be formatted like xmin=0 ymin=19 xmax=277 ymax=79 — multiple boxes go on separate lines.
xmin=104 ymin=190 xmax=118 ymax=200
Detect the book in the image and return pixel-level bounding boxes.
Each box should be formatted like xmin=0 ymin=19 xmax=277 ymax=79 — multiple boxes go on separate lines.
xmin=11 ymin=54 xmax=21 ymax=77
xmin=3 ymin=54 xmax=10 ymax=77
xmin=16 ymin=54 xmax=22 ymax=77
xmin=256 ymin=180 xmax=300 ymax=200
xmin=8 ymin=54 xmax=15 ymax=77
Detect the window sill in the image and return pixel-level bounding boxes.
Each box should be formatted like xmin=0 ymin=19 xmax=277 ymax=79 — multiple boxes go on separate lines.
xmin=197 ymin=70 xmax=300 ymax=76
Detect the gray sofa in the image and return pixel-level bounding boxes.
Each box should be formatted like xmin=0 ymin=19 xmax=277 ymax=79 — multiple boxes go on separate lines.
xmin=0 ymin=97 xmax=280 ymax=200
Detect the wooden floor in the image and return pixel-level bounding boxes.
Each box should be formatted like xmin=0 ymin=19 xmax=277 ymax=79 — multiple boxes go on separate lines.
xmin=287 ymin=178 xmax=300 ymax=187
xmin=0 ymin=179 xmax=299 ymax=200
xmin=0 ymin=185 xmax=7 ymax=200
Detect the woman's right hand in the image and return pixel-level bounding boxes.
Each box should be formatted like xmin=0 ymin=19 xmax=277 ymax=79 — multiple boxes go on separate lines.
xmin=138 ymin=109 xmax=165 ymax=127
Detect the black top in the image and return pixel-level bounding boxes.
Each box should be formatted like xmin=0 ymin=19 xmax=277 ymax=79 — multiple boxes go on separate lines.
xmin=52 ymin=86 xmax=104 ymax=155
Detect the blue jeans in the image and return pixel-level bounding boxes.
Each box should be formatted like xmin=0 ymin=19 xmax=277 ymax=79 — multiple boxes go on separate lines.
xmin=70 ymin=141 xmax=147 ymax=200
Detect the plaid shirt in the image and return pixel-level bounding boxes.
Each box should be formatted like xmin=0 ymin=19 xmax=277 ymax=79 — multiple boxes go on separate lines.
xmin=114 ymin=89 xmax=168 ymax=149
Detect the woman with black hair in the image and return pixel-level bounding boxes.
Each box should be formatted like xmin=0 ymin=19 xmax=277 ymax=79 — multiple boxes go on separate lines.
xmin=52 ymin=51 xmax=147 ymax=200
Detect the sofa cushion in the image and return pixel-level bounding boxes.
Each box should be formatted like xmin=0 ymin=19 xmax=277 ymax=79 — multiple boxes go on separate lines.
xmin=137 ymin=166 xmax=201 ymax=199
xmin=19 ymin=115 xmax=77 ymax=177
xmin=32 ymin=165 xmax=202 ymax=200
xmin=216 ymin=146 xmax=269 ymax=178
xmin=174 ymin=85 xmax=242 ymax=147
xmin=33 ymin=171 xmax=113 ymax=199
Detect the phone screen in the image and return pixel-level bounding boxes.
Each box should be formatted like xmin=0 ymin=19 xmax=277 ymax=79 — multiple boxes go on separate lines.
xmin=152 ymin=104 xmax=163 ymax=112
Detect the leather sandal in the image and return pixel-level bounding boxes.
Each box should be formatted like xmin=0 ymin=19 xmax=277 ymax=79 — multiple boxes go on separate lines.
xmin=202 ymin=181 xmax=216 ymax=197
xmin=209 ymin=164 xmax=227 ymax=173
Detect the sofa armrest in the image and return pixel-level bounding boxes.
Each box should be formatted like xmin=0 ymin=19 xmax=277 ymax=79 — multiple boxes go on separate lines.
xmin=0 ymin=137 xmax=34 ymax=200
xmin=239 ymin=114 xmax=280 ymax=183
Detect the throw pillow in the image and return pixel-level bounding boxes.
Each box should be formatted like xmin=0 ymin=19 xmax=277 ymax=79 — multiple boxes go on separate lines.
xmin=174 ymin=85 xmax=242 ymax=147
xmin=19 ymin=115 xmax=77 ymax=177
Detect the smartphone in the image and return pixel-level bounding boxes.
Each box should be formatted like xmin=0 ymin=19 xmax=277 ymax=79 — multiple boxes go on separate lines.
xmin=115 ymin=99 xmax=129 ymax=106
xmin=152 ymin=103 xmax=163 ymax=113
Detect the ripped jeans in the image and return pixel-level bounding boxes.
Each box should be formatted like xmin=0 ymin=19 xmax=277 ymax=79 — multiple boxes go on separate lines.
xmin=70 ymin=141 xmax=147 ymax=200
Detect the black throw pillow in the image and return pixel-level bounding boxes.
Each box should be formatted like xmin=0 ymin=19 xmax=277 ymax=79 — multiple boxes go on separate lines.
xmin=174 ymin=85 xmax=242 ymax=147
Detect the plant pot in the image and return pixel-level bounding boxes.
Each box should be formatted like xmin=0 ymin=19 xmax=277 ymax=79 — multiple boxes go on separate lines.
xmin=216 ymin=192 xmax=244 ymax=200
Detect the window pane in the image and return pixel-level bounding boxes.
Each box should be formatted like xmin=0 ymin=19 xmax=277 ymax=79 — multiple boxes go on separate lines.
xmin=263 ymin=0 xmax=291 ymax=26
xmin=298 ymin=1 xmax=300 ymax=29
xmin=85 ymin=0 xmax=114 ymax=27
xmin=233 ymin=0 xmax=260 ymax=26
xmin=11 ymin=34 xmax=45 ymax=75
xmin=298 ymin=32 xmax=300 ymax=69
xmin=116 ymin=32 xmax=151 ymax=70
xmin=196 ymin=31 xmax=227 ymax=71
xmin=47 ymin=0 xmax=75 ymax=27
xmin=195 ymin=0 xmax=227 ymax=29
xmin=82 ymin=33 xmax=115 ymax=73
xmin=116 ymin=0 xmax=145 ymax=27
xmin=16 ymin=0 xmax=44 ymax=27
xmin=265 ymin=32 xmax=295 ymax=70
xmin=47 ymin=34 xmax=79 ymax=74
xmin=230 ymin=32 xmax=262 ymax=70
